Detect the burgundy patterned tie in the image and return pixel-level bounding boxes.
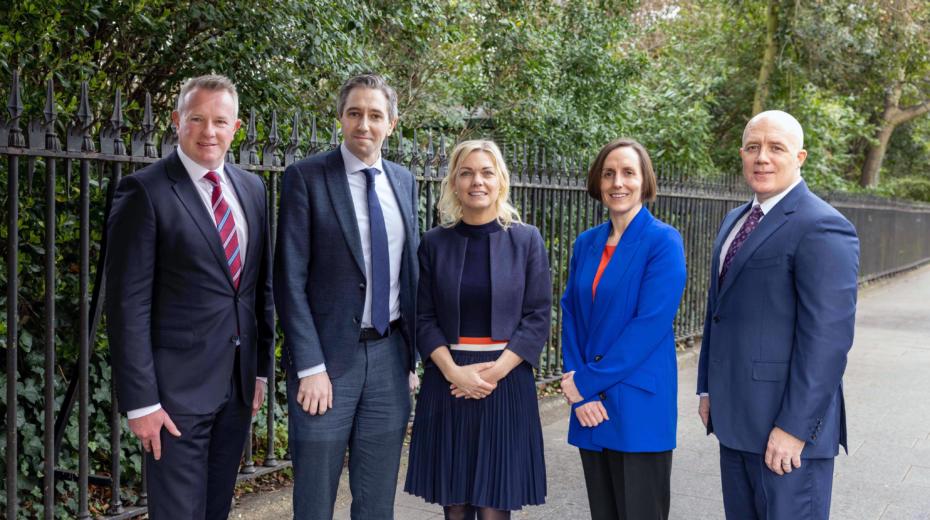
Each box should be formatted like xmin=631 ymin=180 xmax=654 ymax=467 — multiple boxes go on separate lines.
xmin=204 ymin=171 xmax=242 ymax=288
xmin=719 ymin=204 xmax=764 ymax=285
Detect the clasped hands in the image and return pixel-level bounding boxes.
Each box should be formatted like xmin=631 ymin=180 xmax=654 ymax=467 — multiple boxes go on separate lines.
xmin=561 ymin=371 xmax=609 ymax=428
xmin=447 ymin=361 xmax=504 ymax=399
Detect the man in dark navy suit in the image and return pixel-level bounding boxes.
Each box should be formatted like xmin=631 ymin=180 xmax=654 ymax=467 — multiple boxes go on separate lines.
xmin=697 ymin=110 xmax=859 ymax=520
xmin=275 ymin=73 xmax=419 ymax=519
xmin=106 ymin=75 xmax=274 ymax=519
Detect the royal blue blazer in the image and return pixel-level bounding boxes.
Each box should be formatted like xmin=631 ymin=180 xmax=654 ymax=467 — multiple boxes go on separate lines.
xmin=561 ymin=207 xmax=687 ymax=452
xmin=416 ymin=222 xmax=552 ymax=366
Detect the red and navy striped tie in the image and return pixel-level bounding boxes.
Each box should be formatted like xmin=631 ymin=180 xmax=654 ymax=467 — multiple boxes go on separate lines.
xmin=204 ymin=171 xmax=242 ymax=289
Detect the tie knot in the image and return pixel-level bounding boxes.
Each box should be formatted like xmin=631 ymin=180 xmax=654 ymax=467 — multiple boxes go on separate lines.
xmin=204 ymin=170 xmax=220 ymax=186
xmin=748 ymin=204 xmax=764 ymax=221
xmin=361 ymin=167 xmax=380 ymax=184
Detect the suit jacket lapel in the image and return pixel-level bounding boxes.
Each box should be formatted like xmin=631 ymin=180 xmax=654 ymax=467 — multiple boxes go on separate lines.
xmin=383 ymin=161 xmax=416 ymax=250
xmin=166 ymin=151 xmax=236 ymax=288
xmin=710 ymin=201 xmax=751 ymax=300
xmin=226 ymin=165 xmax=261 ymax=285
xmin=323 ymin=150 xmax=366 ymax=275
xmin=588 ymin=208 xmax=652 ymax=334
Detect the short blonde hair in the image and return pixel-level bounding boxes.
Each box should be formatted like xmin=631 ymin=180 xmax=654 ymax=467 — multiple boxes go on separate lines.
xmin=437 ymin=140 xmax=522 ymax=228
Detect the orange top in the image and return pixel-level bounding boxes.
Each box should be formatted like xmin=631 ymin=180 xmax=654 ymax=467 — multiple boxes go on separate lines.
xmin=592 ymin=245 xmax=617 ymax=299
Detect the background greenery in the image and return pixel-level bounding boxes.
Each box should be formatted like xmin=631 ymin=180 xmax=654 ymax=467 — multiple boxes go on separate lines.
xmin=1 ymin=0 xmax=928 ymax=516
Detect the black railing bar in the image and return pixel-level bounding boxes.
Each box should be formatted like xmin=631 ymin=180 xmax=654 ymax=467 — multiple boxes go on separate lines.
xmin=6 ymin=155 xmax=21 ymax=520
xmin=43 ymin=156 xmax=57 ymax=520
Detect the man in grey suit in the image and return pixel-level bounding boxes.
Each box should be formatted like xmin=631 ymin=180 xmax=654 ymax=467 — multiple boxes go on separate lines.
xmin=274 ymin=73 xmax=419 ymax=519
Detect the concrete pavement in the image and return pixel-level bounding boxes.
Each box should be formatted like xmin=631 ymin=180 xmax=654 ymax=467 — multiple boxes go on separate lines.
xmin=232 ymin=264 xmax=930 ymax=519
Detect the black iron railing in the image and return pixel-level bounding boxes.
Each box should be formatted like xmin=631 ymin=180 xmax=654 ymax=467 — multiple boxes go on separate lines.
xmin=2 ymin=75 xmax=929 ymax=518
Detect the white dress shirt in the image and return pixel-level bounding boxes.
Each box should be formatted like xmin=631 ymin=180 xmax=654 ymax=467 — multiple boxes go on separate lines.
xmin=297 ymin=143 xmax=407 ymax=379
xmin=127 ymin=147 xmax=255 ymax=419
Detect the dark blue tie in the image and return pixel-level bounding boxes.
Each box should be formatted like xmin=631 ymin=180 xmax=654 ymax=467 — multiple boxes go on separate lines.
xmin=362 ymin=168 xmax=390 ymax=335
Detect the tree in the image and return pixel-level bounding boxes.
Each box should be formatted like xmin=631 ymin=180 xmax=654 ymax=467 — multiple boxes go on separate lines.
xmin=857 ymin=1 xmax=930 ymax=187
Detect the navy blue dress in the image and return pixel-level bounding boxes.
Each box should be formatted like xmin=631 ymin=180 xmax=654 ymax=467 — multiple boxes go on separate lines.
xmin=404 ymin=221 xmax=548 ymax=510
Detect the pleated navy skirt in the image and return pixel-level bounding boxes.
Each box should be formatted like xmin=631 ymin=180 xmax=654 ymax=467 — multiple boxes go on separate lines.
xmin=404 ymin=349 xmax=547 ymax=510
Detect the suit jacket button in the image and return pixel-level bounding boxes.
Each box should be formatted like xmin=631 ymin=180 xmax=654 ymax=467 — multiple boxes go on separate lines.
xmin=599 ymin=392 xmax=607 ymax=400
xmin=594 ymin=355 xmax=603 ymax=362
xmin=359 ymin=283 xmax=366 ymax=290
xmin=353 ymin=316 xmax=360 ymax=324
xmin=713 ymin=316 xmax=720 ymax=323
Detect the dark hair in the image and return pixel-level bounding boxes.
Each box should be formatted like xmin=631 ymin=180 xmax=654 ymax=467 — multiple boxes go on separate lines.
xmin=336 ymin=73 xmax=398 ymax=121
xmin=586 ymin=138 xmax=657 ymax=203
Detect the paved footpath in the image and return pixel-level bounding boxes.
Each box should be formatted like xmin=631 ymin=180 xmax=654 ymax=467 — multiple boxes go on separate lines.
xmin=232 ymin=264 xmax=930 ymax=520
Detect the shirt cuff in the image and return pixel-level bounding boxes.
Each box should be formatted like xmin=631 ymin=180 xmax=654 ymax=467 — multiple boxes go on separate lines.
xmin=127 ymin=403 xmax=162 ymax=419
xmin=257 ymin=377 xmax=268 ymax=384
xmin=699 ymin=392 xmax=709 ymax=397
xmin=297 ymin=363 xmax=327 ymax=379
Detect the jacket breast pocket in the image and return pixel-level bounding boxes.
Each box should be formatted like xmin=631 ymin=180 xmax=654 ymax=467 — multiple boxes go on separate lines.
xmin=745 ymin=255 xmax=782 ymax=269
xmin=752 ymin=361 xmax=789 ymax=382
xmin=152 ymin=328 xmax=194 ymax=349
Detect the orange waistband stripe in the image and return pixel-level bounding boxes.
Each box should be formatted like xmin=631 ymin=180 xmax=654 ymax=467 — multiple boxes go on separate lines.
xmin=457 ymin=336 xmax=508 ymax=345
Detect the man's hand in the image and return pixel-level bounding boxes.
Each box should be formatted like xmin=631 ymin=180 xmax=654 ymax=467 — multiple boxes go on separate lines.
xmin=447 ymin=362 xmax=497 ymax=399
xmin=128 ymin=409 xmax=181 ymax=461
xmin=574 ymin=401 xmax=610 ymax=427
xmin=252 ymin=379 xmax=267 ymax=417
xmin=560 ymin=371 xmax=583 ymax=404
xmin=698 ymin=395 xmax=711 ymax=428
xmin=408 ymin=371 xmax=420 ymax=392
xmin=297 ymin=371 xmax=333 ymax=415
xmin=764 ymin=426 xmax=805 ymax=475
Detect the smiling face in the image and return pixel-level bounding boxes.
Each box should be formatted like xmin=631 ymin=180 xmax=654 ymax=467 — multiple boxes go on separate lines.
xmin=454 ymin=150 xmax=501 ymax=223
xmin=599 ymin=146 xmax=644 ymax=217
xmin=740 ymin=114 xmax=807 ymax=201
xmin=171 ymin=87 xmax=241 ymax=170
xmin=339 ymin=86 xmax=396 ymax=165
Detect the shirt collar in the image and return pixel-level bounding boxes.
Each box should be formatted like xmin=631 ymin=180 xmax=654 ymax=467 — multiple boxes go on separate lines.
xmin=753 ymin=176 xmax=803 ymax=215
xmin=340 ymin=142 xmax=385 ymax=176
xmin=177 ymin=145 xmax=227 ymax=183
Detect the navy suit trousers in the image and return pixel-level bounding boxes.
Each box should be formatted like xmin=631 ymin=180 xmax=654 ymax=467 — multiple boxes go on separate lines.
xmin=144 ymin=367 xmax=251 ymax=520
xmin=719 ymin=444 xmax=834 ymax=520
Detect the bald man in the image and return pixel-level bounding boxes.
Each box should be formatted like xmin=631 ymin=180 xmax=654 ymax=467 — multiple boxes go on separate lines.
xmin=696 ymin=111 xmax=859 ymax=519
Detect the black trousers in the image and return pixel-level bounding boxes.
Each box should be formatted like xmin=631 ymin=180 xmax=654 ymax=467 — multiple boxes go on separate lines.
xmin=579 ymin=448 xmax=673 ymax=520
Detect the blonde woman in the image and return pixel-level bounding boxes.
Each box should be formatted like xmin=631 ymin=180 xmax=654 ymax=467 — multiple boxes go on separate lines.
xmin=404 ymin=140 xmax=551 ymax=519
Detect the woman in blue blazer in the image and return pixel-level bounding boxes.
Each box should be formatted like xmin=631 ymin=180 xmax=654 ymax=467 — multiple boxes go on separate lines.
xmin=560 ymin=138 xmax=687 ymax=520
xmin=405 ymin=140 xmax=551 ymax=520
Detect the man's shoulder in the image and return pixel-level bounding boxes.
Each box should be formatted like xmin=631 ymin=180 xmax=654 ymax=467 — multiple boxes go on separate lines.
xmin=289 ymin=148 xmax=337 ymax=173
xmin=383 ymin=158 xmax=414 ymax=178
xmin=794 ymin=189 xmax=853 ymax=227
xmin=123 ymin=153 xmax=179 ymax=189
